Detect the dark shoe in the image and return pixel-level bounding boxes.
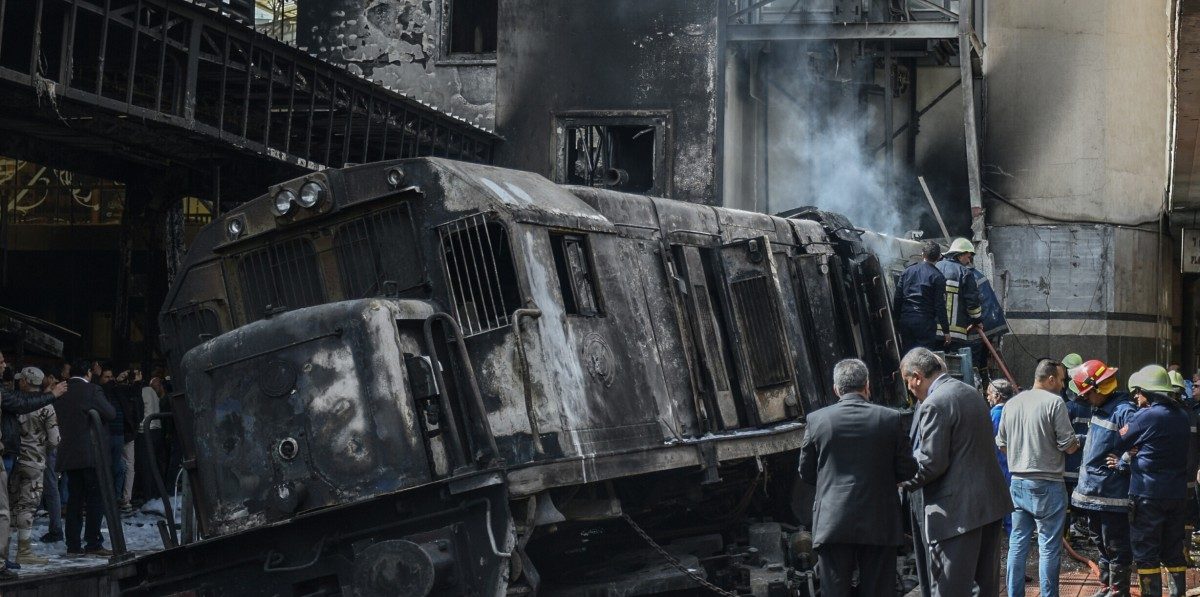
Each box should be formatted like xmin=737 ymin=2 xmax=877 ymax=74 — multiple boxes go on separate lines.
xmin=84 ymin=547 xmax=112 ymax=557
xmin=1138 ymin=569 xmax=1163 ymax=597
xmin=65 ymin=547 xmax=85 ymax=558
xmin=6 ymin=559 xmax=20 ymax=570
xmin=40 ymin=531 xmax=63 ymax=543
xmin=1110 ymin=566 xmax=1131 ymax=597
xmin=1090 ymin=561 xmax=1111 ymax=597
xmin=1166 ymin=570 xmax=1186 ymax=597
xmin=0 ymin=566 xmax=17 ymax=580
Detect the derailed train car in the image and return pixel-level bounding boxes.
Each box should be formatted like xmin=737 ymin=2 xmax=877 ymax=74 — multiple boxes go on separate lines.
xmin=10 ymin=159 xmax=923 ymax=596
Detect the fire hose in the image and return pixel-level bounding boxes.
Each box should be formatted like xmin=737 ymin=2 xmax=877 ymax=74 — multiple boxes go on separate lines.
xmin=972 ymin=325 xmax=1101 ymax=578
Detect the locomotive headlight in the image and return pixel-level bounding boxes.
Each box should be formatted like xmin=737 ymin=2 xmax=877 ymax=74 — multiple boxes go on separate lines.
xmin=297 ymin=181 xmax=325 ymax=208
xmin=273 ymin=189 xmax=297 ymax=215
xmin=226 ymin=217 xmax=245 ymax=238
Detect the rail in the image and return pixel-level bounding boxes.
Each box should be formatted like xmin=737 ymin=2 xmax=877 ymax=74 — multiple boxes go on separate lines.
xmin=85 ymin=409 xmax=132 ymax=561
xmin=141 ymin=411 xmax=179 ymax=547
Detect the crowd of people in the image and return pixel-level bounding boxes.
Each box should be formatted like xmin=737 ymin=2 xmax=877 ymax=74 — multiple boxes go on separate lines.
xmin=801 ymin=350 xmax=1200 ymax=597
xmin=0 ymin=351 xmax=177 ymax=580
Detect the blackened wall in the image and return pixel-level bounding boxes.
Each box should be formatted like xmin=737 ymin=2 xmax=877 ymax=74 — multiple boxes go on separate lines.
xmin=496 ymin=0 xmax=720 ymax=203
xmin=299 ymin=0 xmax=497 ymax=128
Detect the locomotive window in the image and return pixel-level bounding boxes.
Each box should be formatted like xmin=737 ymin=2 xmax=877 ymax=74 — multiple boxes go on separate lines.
xmin=236 ymin=237 xmax=325 ymax=322
xmin=549 ymin=233 xmax=600 ymax=316
xmin=564 ymin=125 xmax=655 ymax=194
xmin=730 ymin=275 xmax=792 ymax=388
xmin=333 ymin=205 xmax=423 ymax=298
xmin=173 ymin=308 xmax=220 ymax=356
xmin=438 ymin=214 xmax=520 ymax=335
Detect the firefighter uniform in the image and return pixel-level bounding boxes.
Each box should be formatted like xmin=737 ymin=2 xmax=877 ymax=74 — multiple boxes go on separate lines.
xmin=1116 ymin=366 xmax=1191 ymax=597
xmin=893 ymin=261 xmax=949 ymax=353
xmin=934 ymin=239 xmax=983 ymax=346
xmin=1070 ymin=390 xmax=1137 ymax=595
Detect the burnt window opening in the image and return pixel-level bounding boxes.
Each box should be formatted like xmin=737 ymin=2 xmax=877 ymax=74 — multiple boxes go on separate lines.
xmin=236 ymin=237 xmax=325 ymax=322
xmin=172 ymin=308 xmax=220 ymax=356
xmin=447 ymin=0 xmax=498 ymax=55
xmin=334 ymin=205 xmax=424 ymax=299
xmin=565 ymin=124 xmax=656 ymax=194
xmin=438 ymin=214 xmax=521 ymax=335
xmin=730 ymin=275 xmax=792 ymax=389
xmin=550 ymin=233 xmax=601 ymax=316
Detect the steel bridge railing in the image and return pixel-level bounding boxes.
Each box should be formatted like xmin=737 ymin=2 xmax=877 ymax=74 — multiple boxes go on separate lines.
xmin=0 ymin=0 xmax=497 ymax=171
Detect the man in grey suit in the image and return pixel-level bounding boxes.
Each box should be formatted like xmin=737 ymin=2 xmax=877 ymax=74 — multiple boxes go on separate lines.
xmin=799 ymin=359 xmax=918 ymax=596
xmin=901 ymin=348 xmax=1012 ymax=597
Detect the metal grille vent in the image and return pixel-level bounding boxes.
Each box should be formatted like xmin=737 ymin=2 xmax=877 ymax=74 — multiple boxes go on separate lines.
xmin=237 ymin=237 xmax=325 ymax=321
xmin=438 ymin=214 xmax=520 ymax=335
xmin=174 ymin=308 xmax=220 ymax=355
xmin=730 ymin=275 xmax=791 ymax=388
xmin=333 ymin=205 xmax=422 ymax=298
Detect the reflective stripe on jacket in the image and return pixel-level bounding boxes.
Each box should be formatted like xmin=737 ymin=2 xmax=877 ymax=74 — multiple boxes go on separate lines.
xmin=1071 ymin=395 xmax=1137 ymax=512
xmin=934 ymin=259 xmax=982 ymax=341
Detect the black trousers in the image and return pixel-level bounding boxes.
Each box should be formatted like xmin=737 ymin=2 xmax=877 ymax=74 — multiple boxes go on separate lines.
xmin=65 ymin=468 xmax=105 ymax=551
xmin=1130 ymin=497 xmax=1188 ymax=573
xmin=815 ymin=543 xmax=896 ymax=597
xmin=1085 ymin=508 xmax=1132 ymax=567
xmin=899 ymin=316 xmax=940 ymax=354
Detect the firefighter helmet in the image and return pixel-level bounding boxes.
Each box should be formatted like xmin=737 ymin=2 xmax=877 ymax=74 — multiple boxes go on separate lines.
xmin=1168 ymin=370 xmax=1186 ymax=391
xmin=1130 ymin=365 xmax=1175 ymax=394
xmin=948 ymin=238 xmax=975 ymax=255
xmin=1072 ymin=359 xmax=1118 ymax=396
xmin=1062 ymin=353 xmax=1084 ymax=393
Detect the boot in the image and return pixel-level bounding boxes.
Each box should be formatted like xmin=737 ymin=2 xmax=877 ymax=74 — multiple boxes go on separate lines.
xmin=15 ymin=539 xmax=47 ymax=566
xmin=1109 ymin=566 xmax=1132 ymax=597
xmin=1138 ymin=570 xmax=1163 ymax=597
xmin=1090 ymin=561 xmax=1112 ymax=597
xmin=1166 ymin=570 xmax=1186 ymax=597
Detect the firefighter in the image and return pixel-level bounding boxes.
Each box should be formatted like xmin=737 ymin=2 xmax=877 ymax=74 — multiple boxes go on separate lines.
xmin=1061 ymin=355 xmax=1090 ymax=499
xmin=934 ymin=238 xmax=983 ymax=353
xmin=1070 ymin=359 xmax=1135 ymax=597
xmin=893 ymin=241 xmax=951 ymax=353
xmin=1168 ymin=370 xmax=1200 ymax=542
xmin=1115 ymin=365 xmax=1191 ymax=597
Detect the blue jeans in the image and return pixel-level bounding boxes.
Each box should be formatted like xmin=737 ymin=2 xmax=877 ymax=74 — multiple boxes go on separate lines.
xmin=1007 ymin=477 xmax=1068 ymax=597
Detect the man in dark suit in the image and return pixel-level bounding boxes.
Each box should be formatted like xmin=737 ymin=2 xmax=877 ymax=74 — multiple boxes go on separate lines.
xmin=799 ymin=358 xmax=918 ymax=596
xmin=901 ymin=348 xmax=1012 ymax=597
xmin=55 ymin=359 xmax=116 ymax=557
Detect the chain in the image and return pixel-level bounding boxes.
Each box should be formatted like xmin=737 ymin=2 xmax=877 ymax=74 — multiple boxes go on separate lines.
xmin=620 ymin=513 xmax=740 ymax=597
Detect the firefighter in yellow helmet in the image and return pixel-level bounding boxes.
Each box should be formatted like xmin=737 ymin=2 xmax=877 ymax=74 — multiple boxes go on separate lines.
xmin=934 ymin=238 xmax=983 ymax=355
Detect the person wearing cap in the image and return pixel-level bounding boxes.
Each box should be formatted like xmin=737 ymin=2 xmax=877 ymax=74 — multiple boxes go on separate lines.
xmin=0 ymin=352 xmax=66 ymax=580
xmin=934 ymin=238 xmax=984 ymax=355
xmin=1113 ymin=365 xmax=1191 ymax=597
xmin=11 ymin=367 xmax=58 ymax=566
xmin=1070 ymin=359 xmax=1136 ymax=597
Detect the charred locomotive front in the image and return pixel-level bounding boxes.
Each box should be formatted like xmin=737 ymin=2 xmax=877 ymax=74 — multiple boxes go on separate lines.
xmin=123 ymin=158 xmax=918 ymax=596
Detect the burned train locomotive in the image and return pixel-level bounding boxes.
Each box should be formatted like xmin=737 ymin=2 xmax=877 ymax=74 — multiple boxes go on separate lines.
xmin=71 ymin=159 xmax=916 ymax=596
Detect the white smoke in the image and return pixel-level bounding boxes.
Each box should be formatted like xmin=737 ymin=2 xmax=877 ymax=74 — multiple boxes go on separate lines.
xmin=765 ymin=44 xmax=915 ymax=236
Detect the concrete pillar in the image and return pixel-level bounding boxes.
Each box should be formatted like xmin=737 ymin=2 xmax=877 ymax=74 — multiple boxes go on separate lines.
xmin=983 ymin=0 xmax=1175 ymax=382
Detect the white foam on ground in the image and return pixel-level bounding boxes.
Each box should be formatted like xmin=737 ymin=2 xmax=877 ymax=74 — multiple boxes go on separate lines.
xmin=13 ymin=498 xmax=178 ymax=578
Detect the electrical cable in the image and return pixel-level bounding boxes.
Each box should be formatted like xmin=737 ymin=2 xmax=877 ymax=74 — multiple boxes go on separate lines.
xmin=983 ymin=185 xmax=1161 ymax=229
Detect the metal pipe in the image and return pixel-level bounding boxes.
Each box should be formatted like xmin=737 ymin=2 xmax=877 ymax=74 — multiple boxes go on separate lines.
xmin=425 ymin=312 xmax=501 ymax=464
xmin=421 ymin=317 xmax=467 ymax=469
xmin=512 ymin=308 xmax=544 ymax=456
xmin=86 ymin=409 xmax=130 ymax=559
xmin=142 ymin=412 xmax=179 ymax=546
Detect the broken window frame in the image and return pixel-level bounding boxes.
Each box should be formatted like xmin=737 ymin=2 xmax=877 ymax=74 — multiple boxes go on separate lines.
xmin=437 ymin=212 xmax=522 ymax=336
xmin=554 ymin=111 xmax=671 ymax=197
xmin=549 ymin=232 xmax=603 ymax=317
xmin=234 ymin=235 xmax=326 ymax=323
xmin=437 ymin=0 xmax=499 ymax=65
xmin=332 ymin=204 xmax=427 ymax=299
